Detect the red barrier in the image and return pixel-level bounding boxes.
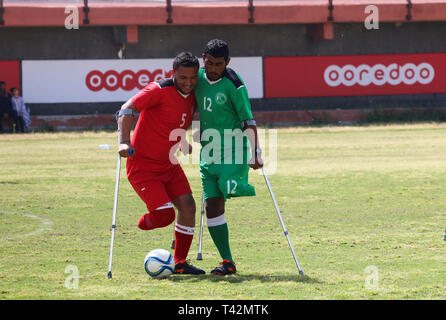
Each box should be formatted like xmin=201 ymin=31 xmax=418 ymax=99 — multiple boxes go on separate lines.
xmin=264 ymin=53 xmax=446 ymax=98
xmin=0 ymin=61 xmax=20 ymax=93
xmin=2 ymin=1 xmax=446 ymax=27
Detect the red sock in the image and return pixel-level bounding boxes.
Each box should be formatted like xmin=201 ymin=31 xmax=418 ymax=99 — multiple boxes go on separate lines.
xmin=137 ymin=207 xmax=175 ymax=230
xmin=174 ymin=223 xmax=195 ymax=264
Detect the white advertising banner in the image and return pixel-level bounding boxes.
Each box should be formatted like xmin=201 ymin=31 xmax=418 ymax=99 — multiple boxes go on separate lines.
xmin=22 ymin=57 xmax=263 ymax=103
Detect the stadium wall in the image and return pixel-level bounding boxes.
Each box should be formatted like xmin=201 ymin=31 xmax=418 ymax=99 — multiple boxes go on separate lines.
xmin=1 ymin=1 xmax=446 ymax=129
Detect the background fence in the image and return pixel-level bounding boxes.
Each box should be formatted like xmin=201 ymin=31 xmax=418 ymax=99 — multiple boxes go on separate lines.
xmin=1 ymin=1 xmax=446 ymax=129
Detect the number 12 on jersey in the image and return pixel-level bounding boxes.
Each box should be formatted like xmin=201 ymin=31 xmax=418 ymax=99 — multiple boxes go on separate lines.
xmin=227 ymin=179 xmax=237 ymax=195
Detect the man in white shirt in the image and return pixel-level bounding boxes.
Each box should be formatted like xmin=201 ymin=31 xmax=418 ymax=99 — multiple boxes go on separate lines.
xmin=11 ymin=88 xmax=30 ymax=132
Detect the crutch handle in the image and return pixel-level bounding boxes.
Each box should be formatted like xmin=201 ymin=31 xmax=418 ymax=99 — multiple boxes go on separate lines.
xmin=118 ymin=147 xmax=134 ymax=158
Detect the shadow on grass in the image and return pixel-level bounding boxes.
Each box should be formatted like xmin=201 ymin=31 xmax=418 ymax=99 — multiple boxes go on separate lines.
xmin=0 ymin=181 xmax=20 ymax=184
xmin=168 ymin=274 xmax=322 ymax=284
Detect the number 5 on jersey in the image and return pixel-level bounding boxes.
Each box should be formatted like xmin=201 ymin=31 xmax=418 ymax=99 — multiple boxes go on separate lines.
xmin=180 ymin=113 xmax=187 ymax=127
xmin=204 ymin=96 xmax=212 ymax=112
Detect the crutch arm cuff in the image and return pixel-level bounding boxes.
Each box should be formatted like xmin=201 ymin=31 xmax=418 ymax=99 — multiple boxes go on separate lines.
xmin=117 ymin=109 xmax=134 ymax=117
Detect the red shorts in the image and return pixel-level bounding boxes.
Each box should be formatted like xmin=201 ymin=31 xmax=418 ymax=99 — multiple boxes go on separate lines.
xmin=126 ymin=159 xmax=192 ymax=212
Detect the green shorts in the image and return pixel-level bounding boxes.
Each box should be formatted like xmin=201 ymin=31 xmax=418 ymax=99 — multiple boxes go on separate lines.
xmin=200 ymin=163 xmax=256 ymax=201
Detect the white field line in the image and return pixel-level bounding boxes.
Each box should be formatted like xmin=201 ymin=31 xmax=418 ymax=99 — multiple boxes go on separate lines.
xmin=0 ymin=211 xmax=53 ymax=241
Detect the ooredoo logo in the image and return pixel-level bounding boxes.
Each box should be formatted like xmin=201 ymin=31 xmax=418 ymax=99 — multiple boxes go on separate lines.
xmin=85 ymin=69 xmax=173 ymax=91
xmin=324 ymin=63 xmax=435 ymax=87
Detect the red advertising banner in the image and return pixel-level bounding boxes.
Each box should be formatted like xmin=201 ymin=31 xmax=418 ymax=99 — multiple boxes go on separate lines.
xmin=0 ymin=61 xmax=21 ymax=93
xmin=264 ymin=53 xmax=446 ymax=98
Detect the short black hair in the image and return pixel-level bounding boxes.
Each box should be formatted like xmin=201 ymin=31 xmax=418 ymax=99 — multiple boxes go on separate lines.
xmin=204 ymin=39 xmax=229 ymax=60
xmin=173 ymin=52 xmax=199 ymax=71
xmin=10 ymin=87 xmax=17 ymax=93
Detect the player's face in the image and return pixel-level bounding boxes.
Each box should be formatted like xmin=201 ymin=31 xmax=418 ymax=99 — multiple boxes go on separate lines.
xmin=173 ymin=65 xmax=199 ymax=95
xmin=202 ymin=54 xmax=230 ymax=81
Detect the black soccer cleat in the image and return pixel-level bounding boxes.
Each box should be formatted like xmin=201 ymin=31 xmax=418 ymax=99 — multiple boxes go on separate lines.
xmin=210 ymin=259 xmax=237 ymax=275
xmin=174 ymin=260 xmax=205 ymax=275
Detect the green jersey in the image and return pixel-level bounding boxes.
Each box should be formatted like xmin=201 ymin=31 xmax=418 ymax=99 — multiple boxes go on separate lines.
xmin=195 ymin=67 xmax=253 ymax=134
xmin=195 ymin=68 xmax=254 ymax=166
xmin=195 ymin=67 xmax=256 ymax=200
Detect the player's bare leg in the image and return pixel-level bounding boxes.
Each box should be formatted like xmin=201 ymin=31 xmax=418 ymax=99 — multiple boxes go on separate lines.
xmin=173 ymin=193 xmax=196 ymax=227
xmin=204 ymin=197 xmax=225 ymax=219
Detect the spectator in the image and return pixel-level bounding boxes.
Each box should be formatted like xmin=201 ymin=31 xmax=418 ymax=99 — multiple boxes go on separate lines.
xmin=0 ymin=81 xmax=15 ymax=133
xmin=11 ymin=88 xmax=30 ymax=133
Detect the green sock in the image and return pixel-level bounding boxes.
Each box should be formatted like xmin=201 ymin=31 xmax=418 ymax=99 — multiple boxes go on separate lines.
xmin=208 ymin=223 xmax=233 ymax=262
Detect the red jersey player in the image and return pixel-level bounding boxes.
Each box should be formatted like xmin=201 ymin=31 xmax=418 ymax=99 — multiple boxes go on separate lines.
xmin=117 ymin=52 xmax=205 ymax=275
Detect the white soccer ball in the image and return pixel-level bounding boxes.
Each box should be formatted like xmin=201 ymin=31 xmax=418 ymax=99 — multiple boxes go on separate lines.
xmin=144 ymin=249 xmax=175 ymax=278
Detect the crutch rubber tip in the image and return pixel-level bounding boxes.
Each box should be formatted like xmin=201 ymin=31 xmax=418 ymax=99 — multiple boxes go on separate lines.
xmin=107 ymin=271 xmax=112 ymax=279
xmin=197 ymin=253 xmax=203 ymax=260
xmin=299 ymin=270 xmax=304 ymax=276
xmin=171 ymin=240 xmax=175 ymax=249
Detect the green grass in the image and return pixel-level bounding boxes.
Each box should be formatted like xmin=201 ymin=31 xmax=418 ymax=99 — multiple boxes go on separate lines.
xmin=0 ymin=124 xmax=445 ymax=299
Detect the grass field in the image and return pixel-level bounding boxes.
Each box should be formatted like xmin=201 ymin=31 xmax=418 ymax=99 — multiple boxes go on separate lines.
xmin=0 ymin=123 xmax=445 ymax=300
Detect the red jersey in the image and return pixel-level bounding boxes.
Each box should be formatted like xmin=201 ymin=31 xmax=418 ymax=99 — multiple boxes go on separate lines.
xmin=129 ymin=79 xmax=196 ymax=171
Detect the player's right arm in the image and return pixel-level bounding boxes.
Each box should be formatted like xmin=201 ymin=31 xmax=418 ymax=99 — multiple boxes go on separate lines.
xmin=118 ymin=82 xmax=162 ymax=157
xmin=118 ymin=99 xmax=138 ymax=158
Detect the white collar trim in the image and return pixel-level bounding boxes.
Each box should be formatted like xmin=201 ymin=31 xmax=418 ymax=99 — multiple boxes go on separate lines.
xmin=205 ymin=72 xmax=222 ymax=85
xmin=172 ymin=78 xmax=190 ymax=98
xmin=177 ymin=90 xmax=190 ymax=98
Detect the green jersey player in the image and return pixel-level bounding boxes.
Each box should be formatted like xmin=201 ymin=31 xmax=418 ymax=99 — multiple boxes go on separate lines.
xmin=194 ymin=39 xmax=263 ymax=275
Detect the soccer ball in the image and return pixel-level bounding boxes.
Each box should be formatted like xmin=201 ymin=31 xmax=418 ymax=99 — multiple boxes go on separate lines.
xmin=144 ymin=249 xmax=175 ymax=278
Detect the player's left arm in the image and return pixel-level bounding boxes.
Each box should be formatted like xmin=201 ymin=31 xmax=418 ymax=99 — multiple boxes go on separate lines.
xmin=179 ymin=131 xmax=193 ymax=155
xmin=179 ymin=100 xmax=198 ymax=155
xmin=243 ymin=120 xmax=263 ymax=170
xmin=230 ymin=78 xmax=263 ymax=170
